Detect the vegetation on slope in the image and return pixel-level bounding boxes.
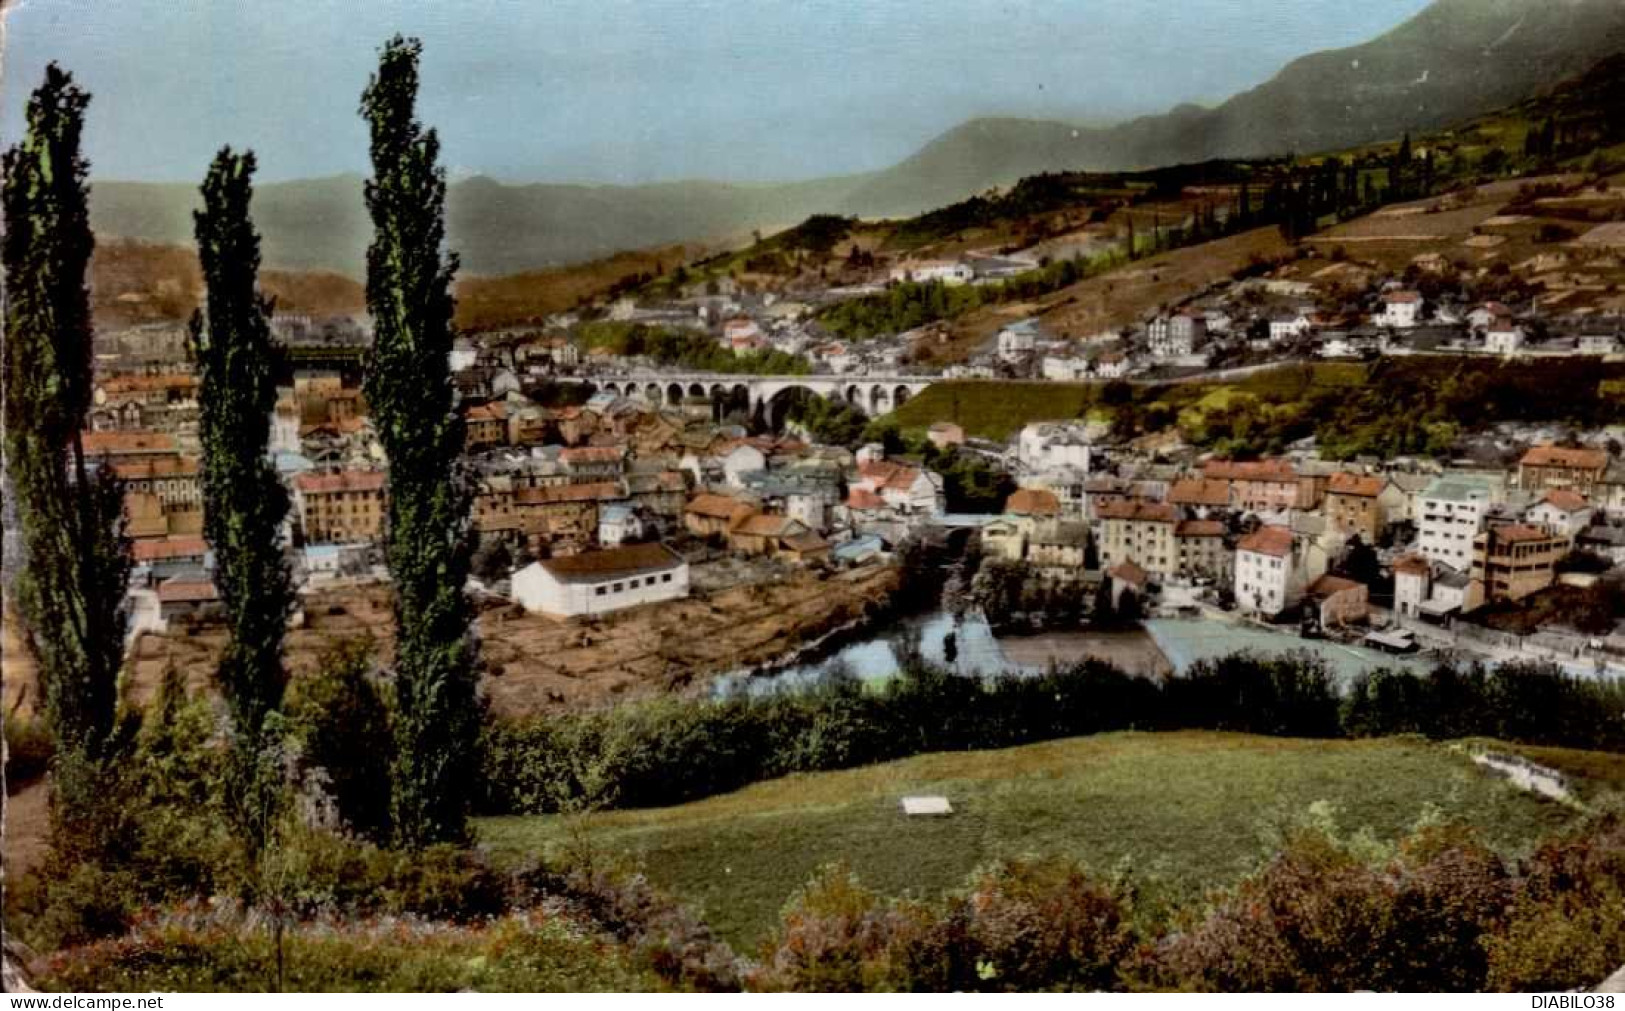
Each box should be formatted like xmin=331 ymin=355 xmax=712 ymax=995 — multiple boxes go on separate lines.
xmin=480 ymin=731 xmax=1580 ymax=949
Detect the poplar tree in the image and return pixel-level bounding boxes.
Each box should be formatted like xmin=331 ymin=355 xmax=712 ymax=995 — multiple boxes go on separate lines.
xmin=190 ymin=148 xmax=293 ymax=847
xmin=359 ymin=36 xmax=479 ymax=846
xmin=1 ymin=66 xmax=130 ymax=840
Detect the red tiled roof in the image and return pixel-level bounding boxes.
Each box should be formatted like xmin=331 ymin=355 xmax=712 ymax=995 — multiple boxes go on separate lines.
xmin=1393 ymin=554 xmax=1430 ymax=576
xmin=734 ymin=514 xmax=800 ymax=538
xmin=132 ymin=536 xmax=208 ymax=562
xmin=82 ymin=430 xmax=178 ymax=456
xmin=112 ymin=455 xmax=199 ymax=481
xmin=1540 ymin=489 xmax=1590 ymax=513
xmin=1168 ymin=478 xmax=1230 ymax=508
xmin=1005 ymin=488 xmax=1060 ymax=517
xmin=1493 ymin=523 xmax=1563 ymax=544
xmin=465 ymin=402 xmax=507 ymax=422
xmin=560 ymin=445 xmax=624 ymax=464
xmin=1327 ymin=472 xmax=1385 ymax=498
xmin=859 ymin=460 xmax=923 ymax=491
xmin=518 ymin=481 xmax=623 ymax=505
xmin=537 ymin=542 xmax=684 ymax=583
xmin=99 ymin=373 xmax=197 ymax=394
xmin=294 ymin=470 xmax=386 ymax=495
xmin=1096 ymin=499 xmax=1177 ymax=523
xmin=846 ymin=488 xmax=885 ymax=511
xmin=1520 ymin=444 xmax=1608 ymax=471
xmin=1237 ymin=526 xmax=1294 ymax=558
xmin=1175 ymin=519 xmax=1225 ymax=538
xmin=686 ymin=492 xmax=755 ymax=520
xmin=157 ymin=577 xmax=218 ymax=604
xmin=1203 ymin=459 xmax=1297 ymax=482
xmin=1308 ymin=574 xmax=1364 ymax=597
xmin=1108 ymin=560 xmax=1148 ymax=587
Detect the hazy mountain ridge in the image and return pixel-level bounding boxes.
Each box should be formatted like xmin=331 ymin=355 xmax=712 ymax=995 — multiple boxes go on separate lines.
xmin=87 ymin=0 xmax=1625 ymax=275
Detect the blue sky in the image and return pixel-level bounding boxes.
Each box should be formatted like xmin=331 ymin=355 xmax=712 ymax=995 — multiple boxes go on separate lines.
xmin=1 ymin=0 xmax=1434 ymax=185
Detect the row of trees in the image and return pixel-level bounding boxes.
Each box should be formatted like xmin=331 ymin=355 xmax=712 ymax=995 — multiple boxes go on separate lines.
xmin=3 ymin=38 xmax=480 ymax=882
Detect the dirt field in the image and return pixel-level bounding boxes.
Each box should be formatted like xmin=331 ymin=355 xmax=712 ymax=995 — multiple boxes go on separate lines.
xmin=983 ymin=226 xmax=1295 ymax=343
xmin=3 ymin=561 xmax=900 ymax=721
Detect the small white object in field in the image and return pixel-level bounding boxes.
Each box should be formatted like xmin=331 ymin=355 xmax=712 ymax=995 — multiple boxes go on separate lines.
xmin=900 ymin=795 xmax=953 ymax=816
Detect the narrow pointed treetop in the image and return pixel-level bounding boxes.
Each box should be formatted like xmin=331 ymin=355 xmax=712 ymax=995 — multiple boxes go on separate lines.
xmin=359 ymin=35 xmax=479 ymax=847
xmin=2 ymin=64 xmax=129 ymax=769
xmin=191 ymin=146 xmax=292 ymax=754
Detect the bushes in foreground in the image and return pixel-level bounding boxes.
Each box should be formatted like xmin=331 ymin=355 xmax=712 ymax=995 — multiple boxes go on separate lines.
xmin=31 ymin=909 xmax=666 ymax=993
xmin=481 ymin=654 xmax=1625 ymax=816
xmin=753 ymin=814 xmax=1625 ymax=992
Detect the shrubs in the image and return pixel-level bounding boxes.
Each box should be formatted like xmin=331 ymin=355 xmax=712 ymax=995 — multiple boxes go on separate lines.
xmin=286 ymin=639 xmax=394 ymax=843
xmin=31 ymin=909 xmax=666 ymax=992
xmin=756 ymin=816 xmax=1625 ymax=992
xmin=480 ymin=653 xmax=1625 ymax=817
xmin=1156 ymin=822 xmax=1513 ymax=991
xmin=3 ymin=713 xmax=53 ymax=790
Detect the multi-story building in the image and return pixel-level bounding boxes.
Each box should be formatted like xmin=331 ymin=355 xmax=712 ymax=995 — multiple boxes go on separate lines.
xmin=112 ymin=454 xmax=202 ymax=513
xmin=1518 ymin=444 xmax=1609 ymax=497
xmin=1416 ymin=475 xmax=1493 ymax=572
xmin=1096 ymin=500 xmax=1177 ymax=580
xmin=1524 ymin=489 xmax=1593 ymax=545
xmin=1202 ymin=459 xmax=1311 ymax=513
xmin=464 ymin=401 xmax=508 ymax=450
xmin=293 ymin=469 xmax=387 ymax=544
xmin=1025 ymin=521 xmax=1091 ymax=582
xmin=1234 ymin=525 xmax=1308 ymax=617
xmin=1322 ymin=472 xmax=1394 ymax=544
xmin=1174 ymin=519 xmax=1230 ymax=582
xmin=1465 ymin=523 xmax=1566 ymax=611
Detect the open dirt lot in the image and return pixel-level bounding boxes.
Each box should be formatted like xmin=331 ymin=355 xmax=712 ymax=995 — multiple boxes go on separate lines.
xmin=3 ymin=562 xmax=899 ymax=721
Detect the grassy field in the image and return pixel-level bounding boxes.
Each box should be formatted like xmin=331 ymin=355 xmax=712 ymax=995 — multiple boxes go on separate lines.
xmin=478 ymin=731 xmax=1587 ymax=951
xmin=889 ymin=380 xmax=1100 ymax=439
xmin=890 ymin=362 xmax=1368 ymax=440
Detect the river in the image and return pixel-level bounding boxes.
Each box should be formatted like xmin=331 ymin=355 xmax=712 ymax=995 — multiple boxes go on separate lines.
xmin=712 ymin=609 xmax=1171 ymax=698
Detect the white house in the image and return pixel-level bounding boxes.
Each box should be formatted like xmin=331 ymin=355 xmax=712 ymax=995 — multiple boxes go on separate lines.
xmin=1268 ymin=309 xmax=1314 ymax=343
xmin=598 ymin=503 xmax=642 ymax=547
xmin=1525 ymin=489 xmax=1592 ymax=544
xmin=1016 ymin=423 xmax=1096 ymax=474
xmin=722 ymin=443 xmax=769 ymax=488
xmin=1042 ymin=353 xmax=1093 ymax=382
xmin=1147 ymin=312 xmax=1206 ymax=358
xmin=1485 ymin=319 xmax=1525 ymax=356
xmin=997 ymin=321 xmax=1040 ymax=362
xmin=449 ymin=336 xmax=479 ymax=372
xmin=1377 ymin=291 xmax=1423 ymax=329
xmin=512 ymin=542 xmax=689 ymax=618
xmin=1094 ymin=351 xmax=1131 ymax=378
xmin=1234 ymin=526 xmax=1309 ymax=617
xmin=1466 ymin=303 xmax=1511 ymax=331
xmin=1416 ymin=475 xmax=1493 ymax=571
xmin=1578 ymin=334 xmax=1620 ymax=355
xmin=890 ymin=259 xmax=974 ymax=286
xmin=1393 ymin=554 xmax=1469 ymax=621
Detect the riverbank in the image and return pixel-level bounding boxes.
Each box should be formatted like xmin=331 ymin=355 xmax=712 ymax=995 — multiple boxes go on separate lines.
xmin=1 ymin=561 xmax=902 ymax=720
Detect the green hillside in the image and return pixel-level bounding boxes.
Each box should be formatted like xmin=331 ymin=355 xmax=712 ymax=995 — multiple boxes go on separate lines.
xmin=479 ymin=731 xmax=1595 ymax=948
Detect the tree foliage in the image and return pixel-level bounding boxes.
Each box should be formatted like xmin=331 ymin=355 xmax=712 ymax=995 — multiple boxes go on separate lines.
xmin=190 ymin=149 xmax=293 ymax=749
xmin=1 ymin=66 xmax=130 ymax=794
xmin=359 ymin=36 xmax=480 ymax=846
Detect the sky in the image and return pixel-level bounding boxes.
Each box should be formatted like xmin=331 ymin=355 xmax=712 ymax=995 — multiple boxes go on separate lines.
xmin=1 ymin=0 xmax=1435 ymax=186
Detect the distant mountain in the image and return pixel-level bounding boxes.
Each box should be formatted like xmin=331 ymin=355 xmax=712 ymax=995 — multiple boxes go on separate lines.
xmin=89 ymin=173 xmax=866 ymax=278
xmin=841 ymin=0 xmax=1625 ymax=215
xmin=88 ymin=0 xmax=1625 ymax=274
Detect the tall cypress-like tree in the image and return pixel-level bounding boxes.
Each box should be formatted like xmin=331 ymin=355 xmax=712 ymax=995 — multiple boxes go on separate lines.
xmin=1 ymin=66 xmax=130 ymax=836
xmin=190 ymin=148 xmax=293 ymax=847
xmin=359 ymin=36 xmax=479 ymax=846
